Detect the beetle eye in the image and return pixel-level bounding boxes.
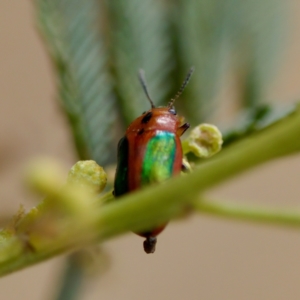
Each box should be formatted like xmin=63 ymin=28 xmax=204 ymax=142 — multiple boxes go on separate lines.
xmin=169 ymin=107 xmax=177 ymax=115
xmin=141 ymin=111 xmax=153 ymax=124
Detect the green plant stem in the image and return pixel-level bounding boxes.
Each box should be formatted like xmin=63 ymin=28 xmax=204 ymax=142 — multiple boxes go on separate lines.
xmin=195 ymin=200 xmax=300 ymax=227
xmin=0 ymin=105 xmax=300 ymax=276
xmin=98 ymin=103 xmax=300 ymax=240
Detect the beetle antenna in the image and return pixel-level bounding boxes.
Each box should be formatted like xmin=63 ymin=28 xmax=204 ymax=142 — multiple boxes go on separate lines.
xmin=168 ymin=66 xmax=195 ymax=107
xmin=138 ymin=69 xmax=155 ymax=108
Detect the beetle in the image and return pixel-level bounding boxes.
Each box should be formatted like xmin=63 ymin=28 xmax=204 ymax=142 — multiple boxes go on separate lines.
xmin=114 ymin=67 xmax=194 ymax=254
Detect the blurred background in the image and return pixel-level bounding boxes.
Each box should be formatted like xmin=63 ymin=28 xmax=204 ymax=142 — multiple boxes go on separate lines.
xmin=1 ymin=1 xmax=300 ymax=299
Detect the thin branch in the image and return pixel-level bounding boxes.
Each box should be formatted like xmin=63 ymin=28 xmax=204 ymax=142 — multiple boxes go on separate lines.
xmin=195 ymin=199 xmax=300 ymax=227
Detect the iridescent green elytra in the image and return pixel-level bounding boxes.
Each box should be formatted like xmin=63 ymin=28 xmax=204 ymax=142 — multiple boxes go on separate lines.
xmin=114 ymin=132 xmax=176 ymax=197
xmin=141 ymin=132 xmax=176 ymax=185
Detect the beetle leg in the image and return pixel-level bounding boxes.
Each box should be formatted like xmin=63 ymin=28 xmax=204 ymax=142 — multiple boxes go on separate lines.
xmin=181 ymin=158 xmax=192 ymax=173
xmin=181 ymin=163 xmax=188 ymax=172
xmin=177 ymin=122 xmax=190 ymax=136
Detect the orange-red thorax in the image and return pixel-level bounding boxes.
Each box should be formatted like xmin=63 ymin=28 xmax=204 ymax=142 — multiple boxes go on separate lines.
xmin=126 ymin=107 xmax=183 ymax=136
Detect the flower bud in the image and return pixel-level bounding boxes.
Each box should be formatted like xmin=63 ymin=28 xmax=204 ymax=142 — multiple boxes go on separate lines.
xmin=24 ymin=157 xmax=65 ymax=195
xmin=67 ymin=160 xmax=107 ymax=194
xmin=183 ymin=124 xmax=223 ymax=158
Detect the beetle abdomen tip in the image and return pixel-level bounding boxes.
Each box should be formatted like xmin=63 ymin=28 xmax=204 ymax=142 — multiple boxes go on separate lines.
xmin=143 ymin=236 xmax=157 ymax=254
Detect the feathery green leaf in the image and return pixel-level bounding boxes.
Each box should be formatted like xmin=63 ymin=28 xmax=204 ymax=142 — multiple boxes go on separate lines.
xmin=36 ymin=0 xmax=116 ymax=165
xmin=223 ymin=103 xmax=295 ymax=146
xmin=106 ymin=0 xmax=174 ymax=124
xmin=224 ymin=0 xmax=286 ymax=107
xmin=176 ymin=0 xmax=228 ymax=123
xmin=175 ymin=0 xmax=286 ymax=123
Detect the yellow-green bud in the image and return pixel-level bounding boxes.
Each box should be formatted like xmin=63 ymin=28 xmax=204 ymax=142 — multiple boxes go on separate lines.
xmin=22 ymin=159 xmax=105 ymax=241
xmin=183 ymin=124 xmax=223 ymax=158
xmin=67 ymin=160 xmax=107 ymax=193
xmin=24 ymin=157 xmax=66 ymax=195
